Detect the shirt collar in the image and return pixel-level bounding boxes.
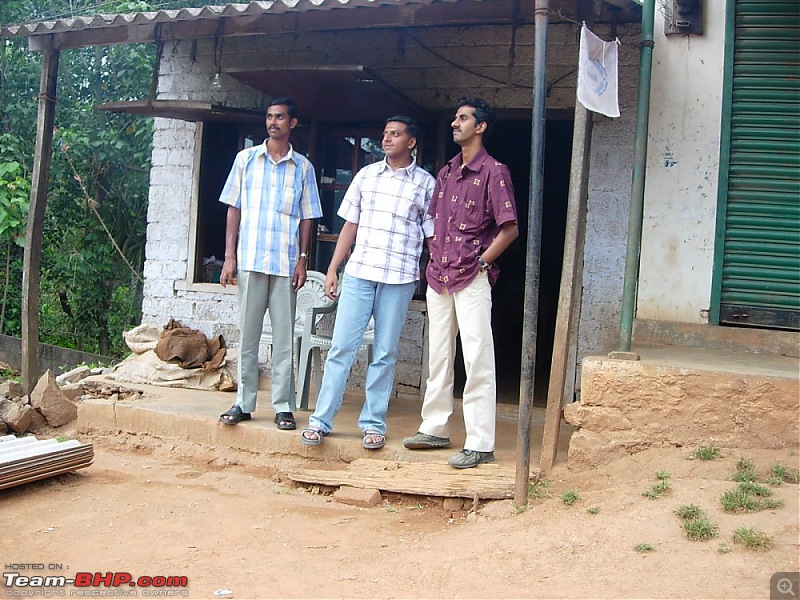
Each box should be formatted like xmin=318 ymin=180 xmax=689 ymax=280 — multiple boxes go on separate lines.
xmin=448 ymin=146 xmax=489 ymax=173
xmin=256 ymin=141 xmax=296 ymax=164
xmin=379 ymin=158 xmax=416 ymax=177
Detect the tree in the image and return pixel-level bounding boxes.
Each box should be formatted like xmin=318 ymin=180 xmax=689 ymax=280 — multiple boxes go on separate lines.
xmin=0 ymin=0 xmax=198 ymax=357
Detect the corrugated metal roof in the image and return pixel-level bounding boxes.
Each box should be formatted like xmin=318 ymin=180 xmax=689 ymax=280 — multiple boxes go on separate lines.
xmin=0 ymin=0 xmax=446 ymax=39
xmin=0 ymin=434 xmax=94 ymax=490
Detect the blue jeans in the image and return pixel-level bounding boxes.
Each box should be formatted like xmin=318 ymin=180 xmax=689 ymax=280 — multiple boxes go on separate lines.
xmin=308 ymin=274 xmax=416 ymax=435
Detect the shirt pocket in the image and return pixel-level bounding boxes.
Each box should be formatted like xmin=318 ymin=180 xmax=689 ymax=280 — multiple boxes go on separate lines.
xmin=279 ymin=186 xmax=298 ymax=216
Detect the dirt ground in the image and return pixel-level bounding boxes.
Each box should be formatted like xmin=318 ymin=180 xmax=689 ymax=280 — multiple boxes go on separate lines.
xmin=3 ymin=424 xmax=798 ymax=600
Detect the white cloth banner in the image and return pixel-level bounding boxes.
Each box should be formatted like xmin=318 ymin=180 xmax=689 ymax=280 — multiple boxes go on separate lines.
xmin=577 ymin=24 xmax=620 ymax=118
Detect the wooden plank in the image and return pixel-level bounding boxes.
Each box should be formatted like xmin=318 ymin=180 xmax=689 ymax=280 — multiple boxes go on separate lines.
xmin=288 ymin=459 xmax=518 ymax=500
xmin=540 ymin=102 xmax=592 ymax=474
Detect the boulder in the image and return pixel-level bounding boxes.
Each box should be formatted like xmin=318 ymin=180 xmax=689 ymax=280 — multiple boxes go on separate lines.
xmin=29 ymin=370 xmax=78 ymax=427
xmin=56 ymin=365 xmax=91 ymax=386
xmin=0 ymin=380 xmax=23 ymax=399
xmin=0 ymin=398 xmax=34 ymax=434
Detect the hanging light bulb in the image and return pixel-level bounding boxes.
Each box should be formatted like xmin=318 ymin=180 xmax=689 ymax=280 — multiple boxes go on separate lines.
xmin=210 ymin=71 xmax=223 ymax=89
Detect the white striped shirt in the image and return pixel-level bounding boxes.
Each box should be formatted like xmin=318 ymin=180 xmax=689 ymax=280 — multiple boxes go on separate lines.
xmin=219 ymin=143 xmax=322 ymax=276
xmin=339 ymin=159 xmax=435 ymax=285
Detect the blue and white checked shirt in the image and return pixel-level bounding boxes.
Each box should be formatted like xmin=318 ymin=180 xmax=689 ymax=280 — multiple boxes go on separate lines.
xmin=339 ymin=159 xmax=435 ymax=285
xmin=219 ymin=143 xmax=322 ymax=277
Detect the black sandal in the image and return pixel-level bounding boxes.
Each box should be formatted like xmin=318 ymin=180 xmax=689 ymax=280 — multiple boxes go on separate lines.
xmin=219 ymin=405 xmax=251 ymax=425
xmin=274 ymin=412 xmax=297 ymax=430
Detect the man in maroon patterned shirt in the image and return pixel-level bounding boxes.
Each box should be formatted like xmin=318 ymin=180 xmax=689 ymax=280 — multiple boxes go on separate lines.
xmin=403 ymin=97 xmax=519 ymax=468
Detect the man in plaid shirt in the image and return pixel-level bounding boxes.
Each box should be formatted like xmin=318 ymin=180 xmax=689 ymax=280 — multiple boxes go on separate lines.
xmin=300 ymin=116 xmax=435 ymax=449
xmin=218 ymin=97 xmax=322 ymax=430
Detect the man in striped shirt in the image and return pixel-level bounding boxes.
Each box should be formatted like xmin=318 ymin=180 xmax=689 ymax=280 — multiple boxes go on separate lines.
xmin=218 ymin=97 xmax=322 ymax=430
xmin=300 ymin=116 xmax=435 ymax=449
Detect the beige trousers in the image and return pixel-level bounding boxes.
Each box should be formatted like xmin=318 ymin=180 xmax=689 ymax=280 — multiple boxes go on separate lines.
xmin=419 ymin=271 xmax=496 ymax=452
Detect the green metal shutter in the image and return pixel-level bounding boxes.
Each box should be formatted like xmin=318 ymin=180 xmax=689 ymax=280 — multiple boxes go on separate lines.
xmin=716 ymin=0 xmax=800 ymax=330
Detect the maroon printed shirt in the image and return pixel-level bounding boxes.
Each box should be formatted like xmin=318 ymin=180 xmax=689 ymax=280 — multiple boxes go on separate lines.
xmin=426 ymin=147 xmax=518 ymax=294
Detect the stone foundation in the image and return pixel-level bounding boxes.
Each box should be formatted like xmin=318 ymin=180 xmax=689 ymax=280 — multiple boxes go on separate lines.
xmin=564 ymin=352 xmax=800 ymax=468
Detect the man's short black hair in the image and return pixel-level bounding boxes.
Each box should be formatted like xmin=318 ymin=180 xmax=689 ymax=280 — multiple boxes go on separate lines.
xmin=456 ymin=96 xmax=495 ymax=136
xmin=385 ymin=115 xmax=421 ymax=142
xmin=268 ymin=97 xmax=298 ymax=120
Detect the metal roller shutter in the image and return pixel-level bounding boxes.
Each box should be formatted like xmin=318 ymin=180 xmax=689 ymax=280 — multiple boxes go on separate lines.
xmin=716 ymin=0 xmax=800 ymax=330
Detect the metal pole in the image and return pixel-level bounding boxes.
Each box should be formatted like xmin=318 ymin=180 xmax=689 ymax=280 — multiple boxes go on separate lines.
xmin=514 ymin=0 xmax=549 ymax=506
xmin=616 ymin=0 xmax=655 ymax=356
xmin=21 ymin=38 xmax=59 ymax=394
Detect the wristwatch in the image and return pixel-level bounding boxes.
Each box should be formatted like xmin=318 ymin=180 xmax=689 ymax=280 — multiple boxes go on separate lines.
xmin=298 ymin=252 xmax=309 ymax=261
xmin=477 ymin=256 xmax=492 ymax=272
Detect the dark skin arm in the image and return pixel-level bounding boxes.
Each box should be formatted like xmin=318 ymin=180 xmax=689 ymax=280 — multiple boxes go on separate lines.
xmin=480 ymin=222 xmax=519 ymax=265
xmin=219 ymin=207 xmax=240 ymax=288
xmin=323 ymin=221 xmax=358 ymax=299
xmin=292 ymin=218 xmax=313 ymax=292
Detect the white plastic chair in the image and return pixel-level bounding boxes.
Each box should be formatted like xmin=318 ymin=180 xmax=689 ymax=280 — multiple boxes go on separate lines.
xmin=263 ymin=271 xmax=336 ymax=380
xmin=295 ymin=292 xmax=375 ymax=410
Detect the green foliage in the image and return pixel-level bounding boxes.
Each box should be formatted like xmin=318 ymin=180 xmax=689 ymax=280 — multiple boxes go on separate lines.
xmin=732 ymin=457 xmax=758 ymax=482
xmin=676 ymin=504 xmax=718 ymax=541
xmin=0 ymin=155 xmax=30 ymax=246
xmin=689 ymin=445 xmax=721 ymax=461
xmin=643 ymin=471 xmax=672 ymax=499
xmin=0 ymin=0 xmax=161 ymax=356
xmin=560 ymin=489 xmax=581 ymax=506
xmin=721 ymin=482 xmax=784 ymax=513
xmin=527 ymin=479 xmax=551 ymax=500
xmin=732 ymin=526 xmax=771 ymax=551
xmin=767 ymin=462 xmax=800 ymax=485
xmin=634 ymin=542 xmax=654 ymax=553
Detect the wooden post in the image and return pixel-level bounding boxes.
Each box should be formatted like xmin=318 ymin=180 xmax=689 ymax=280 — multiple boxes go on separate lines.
xmin=539 ymin=102 xmax=593 ymax=474
xmin=21 ymin=38 xmax=59 ymax=395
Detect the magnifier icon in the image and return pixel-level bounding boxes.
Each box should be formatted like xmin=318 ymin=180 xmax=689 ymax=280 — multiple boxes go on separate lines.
xmin=778 ymin=578 xmax=796 ymax=597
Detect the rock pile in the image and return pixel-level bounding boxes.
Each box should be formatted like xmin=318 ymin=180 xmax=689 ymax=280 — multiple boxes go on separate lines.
xmin=0 ymin=366 xmax=143 ymax=435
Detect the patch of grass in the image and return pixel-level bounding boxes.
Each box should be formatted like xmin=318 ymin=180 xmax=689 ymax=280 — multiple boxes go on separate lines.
xmin=721 ymin=488 xmax=760 ymax=512
xmin=55 ymin=435 xmax=69 ymax=443
xmin=761 ymin=498 xmax=785 ymax=510
xmin=676 ymin=504 xmax=704 ymax=522
xmin=385 ymin=506 xmax=399 ymax=513
xmin=527 ymin=479 xmax=551 ymax=500
xmin=655 ymin=470 xmax=671 ymax=481
xmin=683 ymin=516 xmax=719 ymax=541
xmin=676 ymin=504 xmax=718 ymax=541
xmin=733 ymin=526 xmax=771 ymax=551
xmin=717 ymin=543 xmax=733 ymax=554
xmin=721 ymin=482 xmax=784 ymax=513
xmin=689 ymin=444 xmax=721 ymax=461
xmin=634 ymin=542 xmax=654 ymax=553
xmin=767 ymin=462 xmax=800 ymax=485
xmin=0 ymin=367 xmax=21 ymax=382
xmin=732 ymin=457 xmax=758 ymax=483
xmin=272 ymin=486 xmax=290 ymax=495
xmin=560 ymin=489 xmax=581 ymax=506
xmin=737 ymin=481 xmax=772 ymax=497
xmin=643 ymin=478 xmax=672 ymax=499
xmin=587 ymin=506 xmax=601 ymax=515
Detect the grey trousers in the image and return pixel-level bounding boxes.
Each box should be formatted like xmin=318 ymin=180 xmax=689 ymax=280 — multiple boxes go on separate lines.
xmin=235 ymin=270 xmax=296 ymax=414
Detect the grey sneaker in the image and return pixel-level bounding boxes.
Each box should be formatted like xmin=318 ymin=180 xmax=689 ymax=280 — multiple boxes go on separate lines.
xmin=403 ymin=431 xmax=452 ymax=449
xmin=447 ymin=449 xmax=495 ymax=469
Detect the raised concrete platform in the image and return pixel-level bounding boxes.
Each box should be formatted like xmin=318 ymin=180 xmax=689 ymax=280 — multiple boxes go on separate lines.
xmin=565 ymin=344 xmax=800 ymax=468
xmin=77 ymin=377 xmax=573 ymax=478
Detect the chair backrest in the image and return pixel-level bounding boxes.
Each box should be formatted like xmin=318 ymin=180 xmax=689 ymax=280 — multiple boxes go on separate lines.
xmin=295 ymin=271 xmax=337 ymax=330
